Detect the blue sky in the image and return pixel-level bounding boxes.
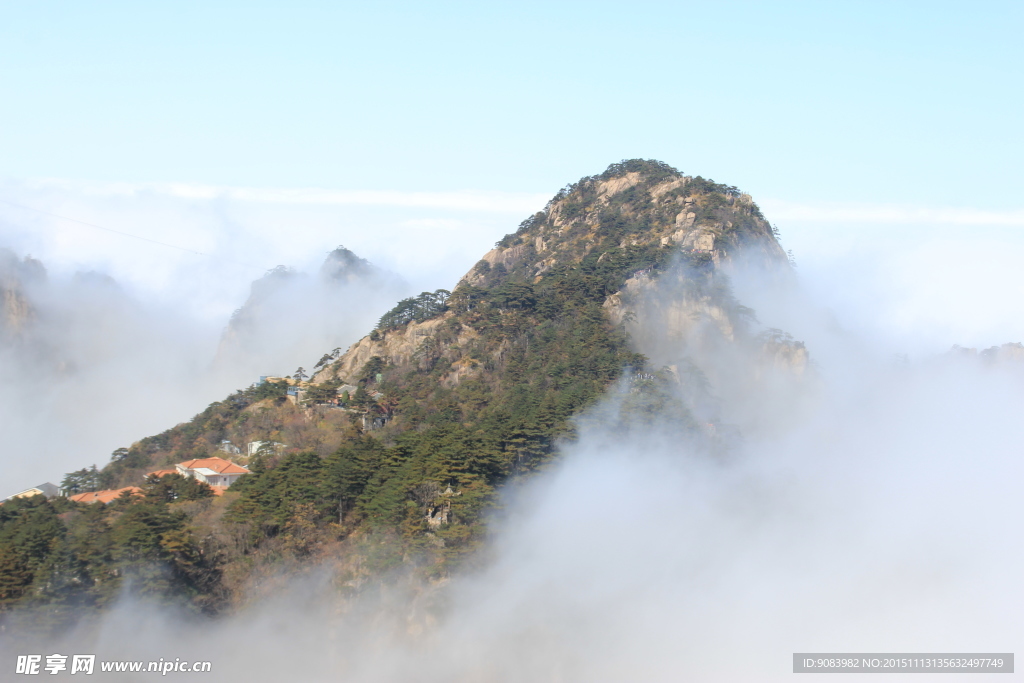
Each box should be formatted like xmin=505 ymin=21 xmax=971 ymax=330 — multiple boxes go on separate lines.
xmin=1 ymin=0 xmax=1023 ymax=350
xmin=2 ymin=1 xmax=1021 ymax=203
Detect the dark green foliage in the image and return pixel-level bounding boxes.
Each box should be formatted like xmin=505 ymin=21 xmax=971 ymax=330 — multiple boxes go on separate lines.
xmin=351 ymin=384 xmax=371 ymax=408
xmin=488 ymin=282 xmax=536 ymax=311
xmin=325 ymin=436 xmax=388 ymax=517
xmin=0 ymin=496 xmax=64 ymax=604
xmin=142 ymin=473 xmax=215 ymax=503
xmin=685 ymin=175 xmax=741 ymax=198
xmin=0 ymin=491 xmax=215 ymax=624
xmin=598 ymin=158 xmax=680 ymax=182
xmin=248 ymin=379 xmax=288 ymax=401
xmin=359 ymin=356 xmax=386 ymax=384
xmin=305 ymin=380 xmax=340 ymax=404
xmin=227 ymin=452 xmax=331 ymax=537
xmin=60 ymin=466 xmax=102 ymax=495
xmin=377 ymin=289 xmax=451 ymax=330
xmin=110 ymin=502 xmax=181 ymax=562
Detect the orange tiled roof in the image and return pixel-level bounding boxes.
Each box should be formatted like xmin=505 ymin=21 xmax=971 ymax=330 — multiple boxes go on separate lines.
xmin=176 ymin=457 xmax=249 ymax=475
xmin=69 ymin=487 xmax=143 ymax=504
xmin=146 ymin=469 xmax=178 ymax=478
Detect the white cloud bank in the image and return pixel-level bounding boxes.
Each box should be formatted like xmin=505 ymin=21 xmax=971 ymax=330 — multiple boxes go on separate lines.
xmin=761 ymin=199 xmax=1024 ymax=227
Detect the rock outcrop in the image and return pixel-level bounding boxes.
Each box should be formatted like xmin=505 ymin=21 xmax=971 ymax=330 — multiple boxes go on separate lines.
xmin=321 ymin=160 xmax=791 ymax=393
xmin=459 ymin=166 xmax=784 ymax=290
xmin=0 ymin=248 xmax=44 ymax=340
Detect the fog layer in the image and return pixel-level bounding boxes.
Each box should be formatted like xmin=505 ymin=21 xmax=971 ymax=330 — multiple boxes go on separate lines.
xmin=5 ymin=254 xmax=1020 ymax=682
xmin=0 ymin=245 xmax=405 ymax=489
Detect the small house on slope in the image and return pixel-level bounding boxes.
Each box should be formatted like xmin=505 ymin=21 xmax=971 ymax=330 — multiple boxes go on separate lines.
xmin=175 ymin=457 xmax=249 ymax=488
xmin=218 ymin=440 xmax=242 ymax=455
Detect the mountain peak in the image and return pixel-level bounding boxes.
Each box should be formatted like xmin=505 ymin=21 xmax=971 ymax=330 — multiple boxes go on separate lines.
xmin=459 ymin=159 xmax=784 ymax=290
xmin=318 ymin=245 xmax=377 ymax=283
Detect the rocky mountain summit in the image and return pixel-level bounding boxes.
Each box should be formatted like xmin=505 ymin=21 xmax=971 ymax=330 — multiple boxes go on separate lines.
xmin=316 ymin=160 xmax=788 ymax=389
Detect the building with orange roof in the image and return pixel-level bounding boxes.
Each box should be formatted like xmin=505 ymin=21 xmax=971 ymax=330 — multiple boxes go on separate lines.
xmin=145 ymin=468 xmax=178 ymax=479
xmin=175 ymin=457 xmax=249 ymax=488
xmin=69 ymin=487 xmax=143 ymax=504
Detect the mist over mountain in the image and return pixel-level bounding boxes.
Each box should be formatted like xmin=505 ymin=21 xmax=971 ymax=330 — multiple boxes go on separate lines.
xmin=1 ymin=161 xmax=1021 ymax=680
xmin=214 ymin=246 xmax=407 ymax=379
xmin=0 ymin=249 xmax=45 ymax=343
xmin=0 ymin=247 xmax=226 ymax=489
xmin=0 ymin=243 xmax=404 ymax=490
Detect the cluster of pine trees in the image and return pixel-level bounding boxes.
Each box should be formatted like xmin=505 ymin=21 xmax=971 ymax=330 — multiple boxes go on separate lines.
xmin=376 ymin=289 xmax=451 ymax=331
xmin=0 ymin=474 xmax=220 ymax=628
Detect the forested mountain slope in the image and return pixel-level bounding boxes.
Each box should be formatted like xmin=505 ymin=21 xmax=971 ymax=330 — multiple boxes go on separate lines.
xmin=0 ymin=160 xmax=798 ymax=627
